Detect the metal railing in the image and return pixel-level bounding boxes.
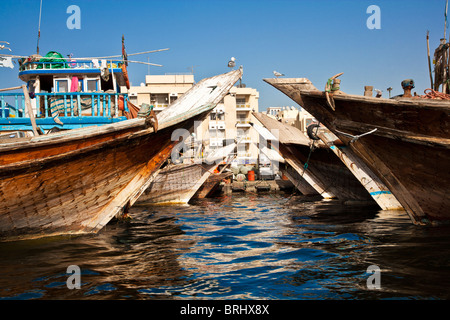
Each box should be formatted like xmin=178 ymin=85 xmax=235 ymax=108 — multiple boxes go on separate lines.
xmin=0 ymin=92 xmax=129 ymax=118
xmin=19 ymin=59 xmax=123 ymax=72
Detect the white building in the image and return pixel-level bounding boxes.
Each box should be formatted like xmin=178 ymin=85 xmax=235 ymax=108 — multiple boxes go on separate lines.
xmin=129 ymin=74 xmax=260 ymax=165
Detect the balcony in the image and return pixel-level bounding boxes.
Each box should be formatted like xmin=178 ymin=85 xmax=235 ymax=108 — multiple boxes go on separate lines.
xmin=209 ymin=138 xmax=224 ymax=147
xmin=236 ymin=104 xmax=252 ymax=111
xmin=209 ymin=121 xmax=226 ymax=130
xmin=153 ymin=103 xmax=169 ymax=111
xmin=0 ymin=91 xmax=129 ymax=131
xmin=236 ymin=120 xmax=251 ymax=128
xmin=237 ymin=136 xmax=251 ymax=143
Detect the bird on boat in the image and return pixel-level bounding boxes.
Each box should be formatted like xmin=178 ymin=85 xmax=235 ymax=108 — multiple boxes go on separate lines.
xmin=273 ymin=70 xmax=285 ymax=78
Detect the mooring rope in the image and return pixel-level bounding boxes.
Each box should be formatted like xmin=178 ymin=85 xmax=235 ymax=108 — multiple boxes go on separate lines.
xmin=414 ymin=88 xmax=450 ymax=100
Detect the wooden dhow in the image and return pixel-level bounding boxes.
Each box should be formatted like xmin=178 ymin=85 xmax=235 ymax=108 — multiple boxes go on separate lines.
xmin=251 ymin=112 xmax=375 ymax=203
xmin=0 ymin=69 xmax=242 ymax=241
xmin=136 ymin=142 xmax=236 ymax=204
xmin=315 ymin=129 xmax=403 ymax=210
xmin=255 ymin=123 xmax=319 ymax=196
xmin=264 ymin=76 xmax=449 ymax=225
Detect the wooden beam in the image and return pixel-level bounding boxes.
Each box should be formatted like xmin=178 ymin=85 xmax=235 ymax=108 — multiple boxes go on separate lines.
xmin=21 ymin=85 xmax=40 ymax=137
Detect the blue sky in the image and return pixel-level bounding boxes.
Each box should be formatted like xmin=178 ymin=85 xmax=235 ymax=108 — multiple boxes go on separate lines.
xmin=0 ymin=0 xmax=448 ymax=110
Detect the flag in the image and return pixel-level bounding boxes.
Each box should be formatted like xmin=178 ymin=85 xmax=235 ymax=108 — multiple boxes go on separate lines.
xmin=0 ymin=56 xmax=14 ymax=69
xmin=446 ymin=0 xmax=448 ymax=27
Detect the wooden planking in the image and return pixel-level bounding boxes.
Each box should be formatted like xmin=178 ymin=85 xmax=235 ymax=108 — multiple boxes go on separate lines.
xmin=0 ymin=70 xmax=243 ymax=241
xmin=279 ymin=162 xmax=319 ymax=196
xmin=265 ymin=77 xmax=450 ymax=224
xmin=252 ymin=112 xmax=310 ymax=145
xmin=137 ymin=162 xmax=218 ymax=204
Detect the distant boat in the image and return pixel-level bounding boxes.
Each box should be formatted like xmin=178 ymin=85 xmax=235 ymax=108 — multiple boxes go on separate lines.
xmin=136 ymin=142 xmax=236 ymax=205
xmin=252 ymin=112 xmax=376 ymax=204
xmin=194 ymin=171 xmax=233 ymax=199
xmin=264 ymin=77 xmax=449 ymax=225
xmin=0 ymin=69 xmax=242 ymax=241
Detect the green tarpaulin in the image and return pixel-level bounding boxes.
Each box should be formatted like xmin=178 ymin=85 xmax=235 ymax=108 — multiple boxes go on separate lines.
xmin=37 ymin=51 xmax=69 ymax=69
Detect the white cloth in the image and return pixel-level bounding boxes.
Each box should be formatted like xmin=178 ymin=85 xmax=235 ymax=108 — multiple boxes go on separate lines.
xmin=0 ymin=56 xmax=14 ymax=69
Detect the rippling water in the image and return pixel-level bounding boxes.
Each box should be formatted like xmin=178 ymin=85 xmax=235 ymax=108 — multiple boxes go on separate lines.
xmin=1 ymin=193 xmax=450 ymax=300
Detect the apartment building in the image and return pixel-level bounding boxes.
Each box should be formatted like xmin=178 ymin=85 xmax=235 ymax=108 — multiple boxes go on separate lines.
xmin=266 ymin=106 xmax=317 ymax=134
xmin=128 ymin=74 xmax=194 ymax=110
xmin=129 ymin=74 xmax=260 ymax=165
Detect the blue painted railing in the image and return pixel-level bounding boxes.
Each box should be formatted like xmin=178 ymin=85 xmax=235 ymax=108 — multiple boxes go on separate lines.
xmin=1 ymin=92 xmax=128 ymax=118
xmin=19 ymin=59 xmax=124 ymax=71
xmin=0 ymin=92 xmax=130 ymax=131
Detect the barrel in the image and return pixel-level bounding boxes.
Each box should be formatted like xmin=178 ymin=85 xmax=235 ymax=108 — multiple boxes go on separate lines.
xmin=247 ymin=170 xmax=255 ymax=181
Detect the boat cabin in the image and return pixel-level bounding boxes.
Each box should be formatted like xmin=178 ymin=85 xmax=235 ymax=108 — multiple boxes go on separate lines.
xmin=0 ymin=51 xmax=131 ymax=135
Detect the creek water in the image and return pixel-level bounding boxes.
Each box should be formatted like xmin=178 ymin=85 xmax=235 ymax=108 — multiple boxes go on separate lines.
xmin=1 ymin=193 xmax=450 ymax=302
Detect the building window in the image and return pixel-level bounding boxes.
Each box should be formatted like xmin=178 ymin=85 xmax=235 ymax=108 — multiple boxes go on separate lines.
xmin=236 ymin=97 xmax=246 ymax=105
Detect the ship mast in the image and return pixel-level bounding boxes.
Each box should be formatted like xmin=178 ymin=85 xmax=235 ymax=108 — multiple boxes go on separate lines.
xmin=36 ymin=0 xmax=43 ymax=55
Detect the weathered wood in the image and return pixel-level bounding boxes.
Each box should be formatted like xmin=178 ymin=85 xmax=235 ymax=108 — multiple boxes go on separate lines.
xmin=0 ymin=86 xmax=22 ymax=92
xmin=253 ymin=112 xmax=375 ymax=202
xmin=194 ymin=171 xmax=233 ymax=198
xmin=22 ymin=85 xmax=39 ymax=137
xmin=264 ymin=77 xmax=450 ymax=225
xmin=279 ymin=162 xmax=319 ymax=195
xmin=136 ymin=162 xmax=218 ymax=204
xmin=136 ymin=142 xmax=236 ymax=204
xmin=0 ymin=69 xmax=243 ymax=241
xmin=317 ymin=130 xmax=403 ymax=210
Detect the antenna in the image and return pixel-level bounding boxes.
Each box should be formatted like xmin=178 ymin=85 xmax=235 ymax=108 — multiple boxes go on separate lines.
xmin=37 ymin=0 xmax=43 ymax=55
xmin=188 ymin=65 xmax=199 ymax=75
xmin=445 ymin=0 xmax=449 ymax=40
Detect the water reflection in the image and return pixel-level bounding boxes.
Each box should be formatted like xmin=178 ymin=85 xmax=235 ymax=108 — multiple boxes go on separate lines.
xmin=0 ymin=193 xmax=449 ymax=300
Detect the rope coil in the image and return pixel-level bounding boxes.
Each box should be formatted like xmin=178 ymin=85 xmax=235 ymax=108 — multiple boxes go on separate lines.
xmin=414 ymin=88 xmax=450 ymax=100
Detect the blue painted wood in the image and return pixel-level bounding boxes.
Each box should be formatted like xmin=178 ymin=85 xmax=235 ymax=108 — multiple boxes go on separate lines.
xmin=1 ymin=92 xmax=130 ymax=127
xmin=0 ymin=116 xmax=128 ymax=131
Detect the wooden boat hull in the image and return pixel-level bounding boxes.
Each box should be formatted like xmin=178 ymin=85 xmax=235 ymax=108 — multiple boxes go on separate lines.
xmin=252 ymin=112 xmax=375 ymax=203
xmin=279 ymin=142 xmax=374 ymax=202
xmin=136 ymin=162 xmax=218 ymax=204
xmin=0 ymin=116 xmax=201 ymax=241
xmin=194 ymin=172 xmax=233 ymax=198
xmin=0 ymin=69 xmax=243 ymax=241
xmin=264 ymin=78 xmax=450 ymax=224
xmin=279 ymin=162 xmax=319 ymax=196
xmin=317 ymin=131 xmax=403 ymax=210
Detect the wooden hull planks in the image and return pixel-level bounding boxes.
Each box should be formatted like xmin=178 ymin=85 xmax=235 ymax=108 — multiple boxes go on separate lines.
xmin=136 ymin=162 xmax=219 ymax=205
xmin=264 ymin=77 xmax=450 ymax=225
xmin=317 ymin=131 xmax=403 ymax=210
xmin=0 ymin=69 xmax=243 ymax=241
xmin=194 ymin=172 xmax=233 ymax=199
xmin=252 ymin=112 xmax=375 ymax=203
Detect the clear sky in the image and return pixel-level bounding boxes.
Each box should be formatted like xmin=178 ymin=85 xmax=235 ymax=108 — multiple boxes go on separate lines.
xmin=0 ymin=0 xmax=448 ymax=111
